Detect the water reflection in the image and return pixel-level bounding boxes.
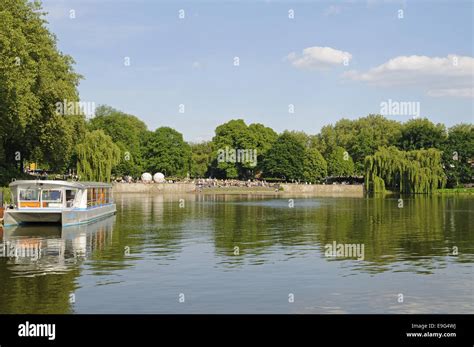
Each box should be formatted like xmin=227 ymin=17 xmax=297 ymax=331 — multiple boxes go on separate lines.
xmin=208 ymin=195 xmax=474 ymax=272
xmin=0 ymin=217 xmax=115 ymax=313
xmin=105 ymin=194 xmax=474 ymax=272
xmin=0 ymin=194 xmax=472 ymax=314
xmin=1 ymin=217 xmax=115 ymax=276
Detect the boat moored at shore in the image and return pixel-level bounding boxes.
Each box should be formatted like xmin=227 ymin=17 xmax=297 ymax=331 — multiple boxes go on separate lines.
xmin=3 ymin=180 xmax=116 ymax=227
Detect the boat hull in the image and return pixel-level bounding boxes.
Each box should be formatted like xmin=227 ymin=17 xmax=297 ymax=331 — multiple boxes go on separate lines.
xmin=3 ymin=204 xmax=116 ymax=227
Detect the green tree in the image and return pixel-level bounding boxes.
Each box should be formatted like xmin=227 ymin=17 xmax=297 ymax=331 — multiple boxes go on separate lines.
xmin=143 ymin=127 xmax=191 ymax=177
xmin=0 ymin=0 xmax=82 ymax=175
xmin=365 ymin=146 xmax=446 ymax=194
xmin=89 ymin=106 xmax=148 ymax=177
xmin=190 ymin=141 xmax=213 ymax=178
xmin=76 ymin=130 xmax=121 ymax=182
xmin=285 ymin=130 xmax=312 ymax=148
xmin=313 ymin=125 xmax=337 ymax=155
xmin=398 ymin=118 xmax=446 ymax=151
xmin=211 ymin=119 xmax=277 ymax=179
xmin=65 ymin=114 xmax=88 ymax=172
xmin=326 ymin=146 xmax=355 ymax=176
xmin=270 ymin=130 xmax=327 ymax=182
xmin=248 ymin=123 xmax=278 ymax=174
xmin=36 ymin=113 xmax=73 ymax=171
xmin=263 ymin=131 xmax=305 ymax=181
xmin=212 ymin=119 xmax=248 ymax=178
xmin=441 ymin=124 xmax=474 ymax=187
xmin=347 ymin=116 xmax=402 ymax=173
xmin=316 ymin=115 xmax=402 ymax=173
xmin=303 ymin=147 xmax=327 ymax=182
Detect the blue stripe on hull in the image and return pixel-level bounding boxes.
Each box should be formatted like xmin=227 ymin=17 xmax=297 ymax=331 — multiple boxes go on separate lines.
xmin=62 ymin=211 xmax=116 ymax=227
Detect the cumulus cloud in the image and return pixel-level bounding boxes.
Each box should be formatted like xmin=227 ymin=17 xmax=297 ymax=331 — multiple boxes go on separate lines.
xmin=343 ymin=54 xmax=474 ymax=98
xmin=287 ymin=46 xmax=352 ymax=70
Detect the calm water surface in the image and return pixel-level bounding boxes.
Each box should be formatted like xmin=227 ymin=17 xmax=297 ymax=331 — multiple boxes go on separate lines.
xmin=0 ymin=194 xmax=473 ymax=313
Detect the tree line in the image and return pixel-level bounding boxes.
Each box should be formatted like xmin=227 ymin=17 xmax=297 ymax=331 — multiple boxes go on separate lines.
xmin=2 ymin=100 xmax=473 ymax=189
xmin=0 ymin=0 xmax=473 ymax=190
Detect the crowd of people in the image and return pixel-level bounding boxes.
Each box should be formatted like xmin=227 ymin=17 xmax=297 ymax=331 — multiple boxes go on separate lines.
xmin=22 ymin=169 xmax=362 ymax=187
xmin=112 ymin=176 xmax=284 ymax=187
xmin=112 ymin=176 xmax=364 ymax=188
xmin=194 ymin=179 xmax=279 ymax=189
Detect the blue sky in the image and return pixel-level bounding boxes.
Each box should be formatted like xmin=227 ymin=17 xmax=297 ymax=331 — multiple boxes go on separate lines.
xmin=42 ymin=0 xmax=473 ymax=142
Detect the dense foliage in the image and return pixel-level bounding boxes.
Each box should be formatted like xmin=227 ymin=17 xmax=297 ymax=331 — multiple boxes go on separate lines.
xmin=142 ymin=127 xmax=191 ymax=177
xmin=211 ymin=120 xmax=277 ymax=179
xmin=365 ymin=147 xmax=446 ymax=194
xmin=398 ymin=118 xmax=446 ymax=151
xmin=190 ymin=142 xmax=213 ymax=178
xmin=326 ymin=146 xmax=355 ymax=177
xmin=314 ymin=115 xmax=402 ymax=174
xmin=0 ymin=0 xmax=472 ymax=192
xmin=441 ymin=124 xmax=474 ymax=187
xmin=76 ymin=130 xmax=121 ymax=182
xmin=89 ymin=106 xmax=148 ymax=177
xmin=263 ymin=131 xmax=306 ymax=181
xmin=0 ymin=0 xmax=82 ymax=182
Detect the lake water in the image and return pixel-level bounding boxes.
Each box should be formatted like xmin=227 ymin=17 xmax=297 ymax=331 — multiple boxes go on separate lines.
xmin=0 ymin=194 xmax=472 ymax=313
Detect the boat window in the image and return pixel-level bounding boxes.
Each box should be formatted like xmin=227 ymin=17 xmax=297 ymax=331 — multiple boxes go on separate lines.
xmin=87 ymin=188 xmax=93 ymax=206
xmin=19 ymin=189 xmax=40 ymax=201
xmin=42 ymin=190 xmax=63 ymax=208
xmin=42 ymin=190 xmax=62 ymax=202
xmin=66 ymin=189 xmax=77 ymax=207
xmin=87 ymin=188 xmax=99 ymax=207
xmin=86 ymin=187 xmax=111 ymax=207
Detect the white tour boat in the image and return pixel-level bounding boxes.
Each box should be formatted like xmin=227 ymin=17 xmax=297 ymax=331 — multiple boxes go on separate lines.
xmin=3 ymin=180 xmax=116 ymax=227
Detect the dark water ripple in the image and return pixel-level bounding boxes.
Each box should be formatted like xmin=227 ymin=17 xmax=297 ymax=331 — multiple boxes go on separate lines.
xmin=0 ymin=194 xmax=472 ymax=313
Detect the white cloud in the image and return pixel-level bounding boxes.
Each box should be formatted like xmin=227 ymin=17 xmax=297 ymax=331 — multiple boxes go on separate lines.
xmin=287 ymin=46 xmax=352 ymax=70
xmin=343 ymin=54 xmax=474 ymax=98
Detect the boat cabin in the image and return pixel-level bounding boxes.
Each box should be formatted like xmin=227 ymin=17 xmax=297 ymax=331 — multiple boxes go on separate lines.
xmin=9 ymin=181 xmax=113 ymax=210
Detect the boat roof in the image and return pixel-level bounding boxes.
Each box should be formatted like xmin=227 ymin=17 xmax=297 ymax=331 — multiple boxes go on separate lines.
xmin=9 ymin=180 xmax=112 ymax=189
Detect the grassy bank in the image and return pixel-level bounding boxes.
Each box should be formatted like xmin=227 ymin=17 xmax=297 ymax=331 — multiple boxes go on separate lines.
xmin=370 ymin=187 xmax=474 ymax=196
xmin=435 ymin=187 xmax=474 ymax=195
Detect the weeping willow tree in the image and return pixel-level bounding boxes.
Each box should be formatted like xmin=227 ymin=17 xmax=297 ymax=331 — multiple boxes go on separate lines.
xmin=76 ymin=130 xmax=121 ymax=182
xmin=365 ymin=146 xmax=446 ymax=194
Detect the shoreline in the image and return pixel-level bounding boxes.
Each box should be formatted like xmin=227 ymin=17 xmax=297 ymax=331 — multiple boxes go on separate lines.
xmin=111 ymin=182 xmax=365 ymax=197
xmin=111 ymin=183 xmax=474 ymax=197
